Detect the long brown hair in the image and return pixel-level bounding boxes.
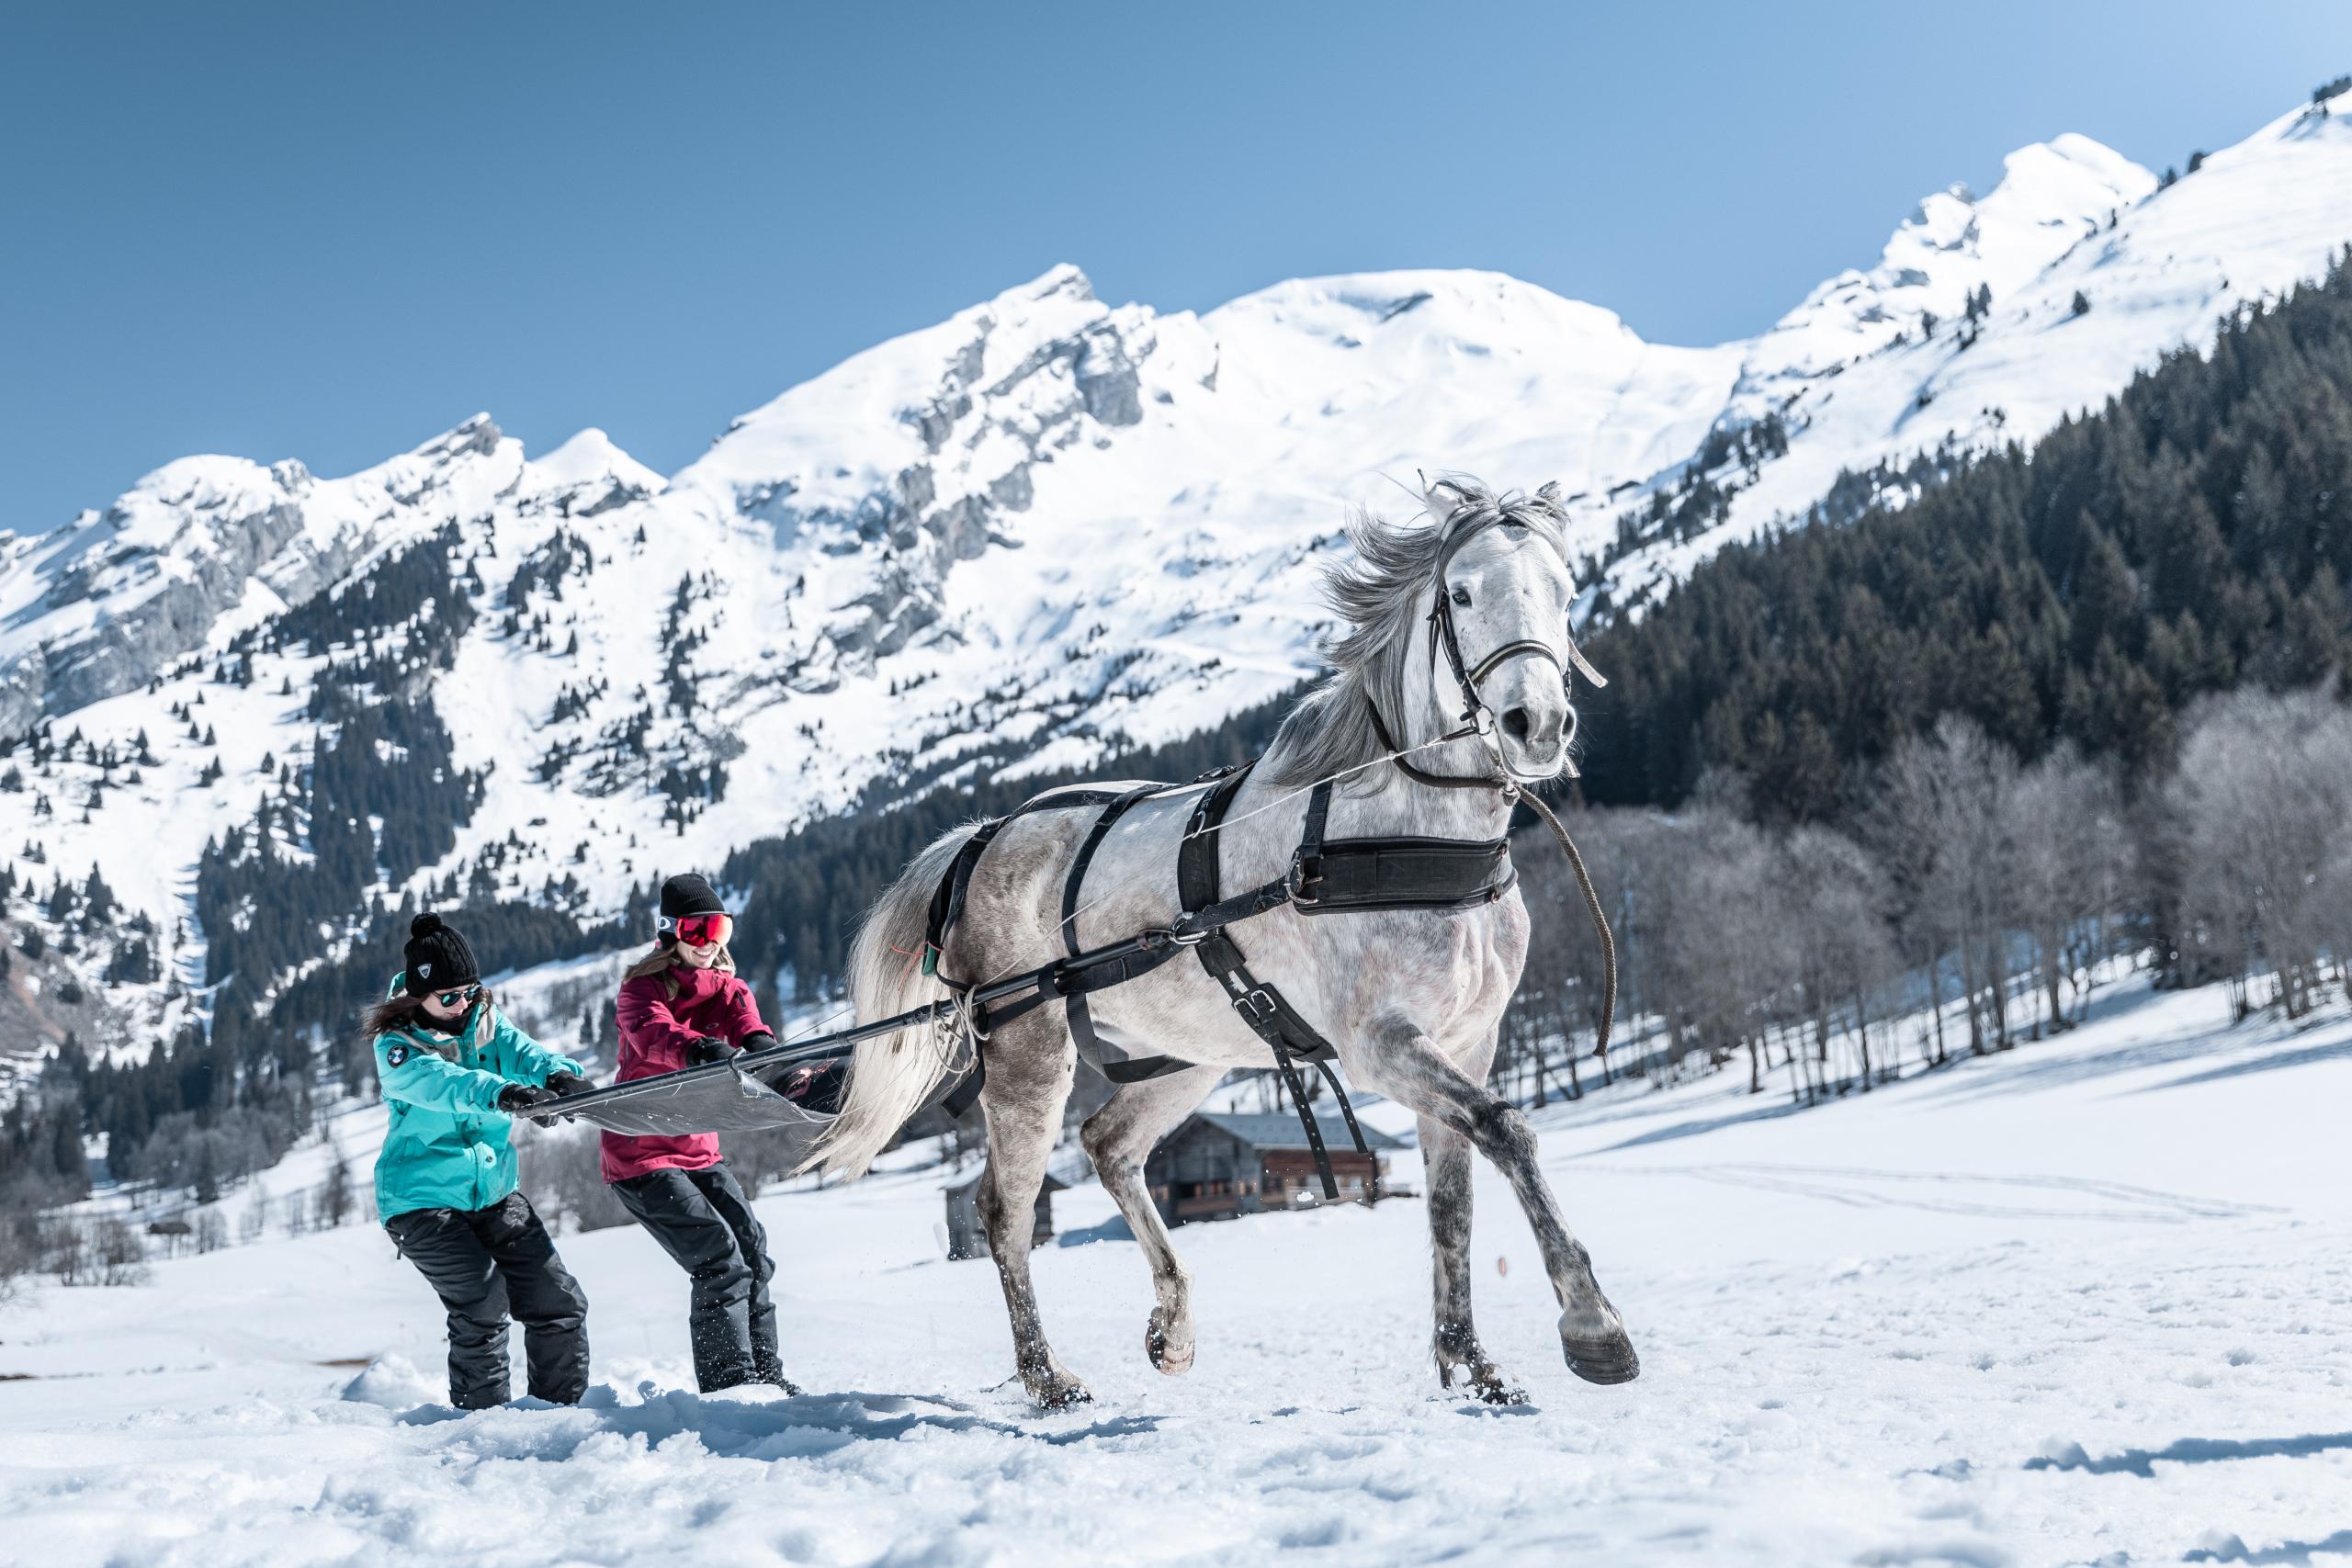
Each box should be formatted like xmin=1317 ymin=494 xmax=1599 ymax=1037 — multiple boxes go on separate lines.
xmin=364 ymin=986 xmax=499 ymax=1041
xmin=622 ymin=940 xmax=735 ymax=999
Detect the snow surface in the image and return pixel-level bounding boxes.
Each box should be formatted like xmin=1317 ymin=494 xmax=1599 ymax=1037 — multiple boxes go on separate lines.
xmin=4 ymin=976 xmax=2347 ymax=1565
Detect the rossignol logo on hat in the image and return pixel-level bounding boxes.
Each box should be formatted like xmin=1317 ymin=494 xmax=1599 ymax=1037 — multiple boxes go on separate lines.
xmin=418 ymin=962 xmax=433 ymax=979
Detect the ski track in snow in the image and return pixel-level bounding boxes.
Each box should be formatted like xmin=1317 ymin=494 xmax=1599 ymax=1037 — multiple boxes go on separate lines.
xmin=3 ymin=977 xmax=2349 ymax=1565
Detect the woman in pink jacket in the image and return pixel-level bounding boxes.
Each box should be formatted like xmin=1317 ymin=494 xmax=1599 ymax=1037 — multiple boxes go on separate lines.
xmin=603 ymin=873 xmax=796 ymax=1394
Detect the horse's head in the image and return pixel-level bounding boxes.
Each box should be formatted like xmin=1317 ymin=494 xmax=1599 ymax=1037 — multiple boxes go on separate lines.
xmin=1422 ymin=477 xmax=1602 ymax=784
xmin=1286 ymin=476 xmax=1606 ymax=795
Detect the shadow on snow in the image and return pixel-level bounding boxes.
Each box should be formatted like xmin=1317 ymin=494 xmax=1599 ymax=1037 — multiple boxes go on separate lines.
xmin=2027 ymin=1429 xmax=2352 ymax=1479
xmin=394 ymin=1384 xmax=1161 ymax=1461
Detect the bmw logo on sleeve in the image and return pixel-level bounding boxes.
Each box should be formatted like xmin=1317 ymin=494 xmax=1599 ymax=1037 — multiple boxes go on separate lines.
xmin=387 ymin=1044 xmax=410 ymax=1066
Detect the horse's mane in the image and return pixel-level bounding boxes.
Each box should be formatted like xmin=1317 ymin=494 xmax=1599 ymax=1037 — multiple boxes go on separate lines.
xmin=1262 ymin=475 xmax=1570 ymax=795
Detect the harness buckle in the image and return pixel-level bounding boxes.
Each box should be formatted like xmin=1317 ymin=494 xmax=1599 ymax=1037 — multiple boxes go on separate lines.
xmin=1234 ymin=988 xmax=1280 ymax=1028
xmin=1472 ymin=705 xmax=1497 ymax=738
xmin=1286 ymin=853 xmax=1324 ymax=907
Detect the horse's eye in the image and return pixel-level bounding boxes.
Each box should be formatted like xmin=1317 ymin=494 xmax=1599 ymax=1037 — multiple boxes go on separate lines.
xmin=1451 ymin=585 xmax=1472 ymax=607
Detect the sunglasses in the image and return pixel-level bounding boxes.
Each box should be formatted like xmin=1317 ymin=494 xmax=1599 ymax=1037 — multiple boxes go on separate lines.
xmin=659 ymin=912 xmax=732 ymax=947
xmin=430 ymin=984 xmax=481 ymax=1009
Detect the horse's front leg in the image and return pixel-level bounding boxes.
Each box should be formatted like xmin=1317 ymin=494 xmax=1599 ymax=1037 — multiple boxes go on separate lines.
xmin=1423 ymin=1111 xmax=1527 ymax=1404
xmin=1363 ymin=1014 xmax=1638 ymax=1386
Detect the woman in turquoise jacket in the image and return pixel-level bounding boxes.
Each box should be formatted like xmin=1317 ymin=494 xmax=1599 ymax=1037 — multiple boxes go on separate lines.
xmin=371 ymin=912 xmax=596 ymax=1408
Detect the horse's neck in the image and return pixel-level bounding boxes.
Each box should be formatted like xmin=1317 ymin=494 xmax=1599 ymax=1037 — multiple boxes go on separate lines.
xmin=1374 ymin=621 xmax=1512 ymax=840
xmin=1337 ymin=770 xmax=1510 ymax=840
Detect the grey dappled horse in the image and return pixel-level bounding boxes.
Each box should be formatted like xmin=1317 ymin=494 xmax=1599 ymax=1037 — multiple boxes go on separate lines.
xmin=813 ymin=478 xmax=1637 ymax=1408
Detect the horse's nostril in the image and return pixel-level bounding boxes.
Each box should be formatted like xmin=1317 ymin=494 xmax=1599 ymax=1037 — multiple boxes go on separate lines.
xmin=1563 ymin=705 xmax=1578 ymax=747
xmin=1501 ymin=707 xmax=1532 ymax=740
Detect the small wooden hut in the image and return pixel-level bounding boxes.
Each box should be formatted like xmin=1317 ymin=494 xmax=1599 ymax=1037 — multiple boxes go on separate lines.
xmin=1146 ymin=1112 xmax=1403 ymax=1226
xmin=943 ymin=1170 xmax=1068 ymax=1259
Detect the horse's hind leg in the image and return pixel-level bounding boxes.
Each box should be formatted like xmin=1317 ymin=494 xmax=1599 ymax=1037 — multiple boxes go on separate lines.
xmin=976 ymin=1011 xmax=1091 ymax=1409
xmin=1361 ymin=1015 xmax=1638 ymax=1387
xmin=1080 ymin=1063 xmax=1225 ymax=1377
xmin=1423 ymin=1113 xmax=1527 ymax=1404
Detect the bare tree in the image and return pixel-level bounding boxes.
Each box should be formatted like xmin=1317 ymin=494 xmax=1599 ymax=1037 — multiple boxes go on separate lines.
xmin=1781 ymin=827 xmax=1899 ymax=1090
xmin=320 ymin=1140 xmax=354 ymax=1229
xmin=2007 ymin=746 xmax=2131 ymax=1034
xmin=2167 ymin=690 xmax=2352 ymax=1019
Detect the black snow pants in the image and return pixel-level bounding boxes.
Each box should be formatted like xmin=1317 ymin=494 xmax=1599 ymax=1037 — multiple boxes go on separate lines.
xmin=384 ymin=1190 xmax=590 ymax=1409
xmin=610 ymin=1163 xmax=787 ymax=1393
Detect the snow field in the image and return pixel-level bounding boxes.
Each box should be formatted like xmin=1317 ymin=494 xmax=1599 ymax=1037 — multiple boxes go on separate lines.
xmin=2 ymin=975 xmax=2346 ymax=1565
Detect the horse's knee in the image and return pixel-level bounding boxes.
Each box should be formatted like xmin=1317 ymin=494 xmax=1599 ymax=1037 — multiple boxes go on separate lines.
xmin=1469 ymin=1100 xmax=1538 ymax=1163
xmin=1080 ymin=1112 xmax=1124 ymax=1176
xmin=976 ymin=1179 xmax=1012 ymax=1236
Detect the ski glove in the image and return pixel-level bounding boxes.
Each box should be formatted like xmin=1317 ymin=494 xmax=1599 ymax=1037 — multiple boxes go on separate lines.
xmin=685 ymin=1036 xmax=738 ymax=1066
xmin=496 ymin=1084 xmax=550 ymax=1114
xmin=543 ymin=1072 xmax=591 ymax=1097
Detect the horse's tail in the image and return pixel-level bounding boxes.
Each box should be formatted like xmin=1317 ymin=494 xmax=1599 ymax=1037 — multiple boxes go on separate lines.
xmin=802 ymin=824 xmax=982 ymax=1181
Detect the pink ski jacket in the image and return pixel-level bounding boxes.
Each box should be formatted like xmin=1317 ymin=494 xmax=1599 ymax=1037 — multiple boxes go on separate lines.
xmin=600 ymin=963 xmax=770 ymax=1182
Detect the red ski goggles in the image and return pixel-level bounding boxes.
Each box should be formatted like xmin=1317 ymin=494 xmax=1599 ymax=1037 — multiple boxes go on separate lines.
xmin=660 ymin=912 xmax=732 ymax=947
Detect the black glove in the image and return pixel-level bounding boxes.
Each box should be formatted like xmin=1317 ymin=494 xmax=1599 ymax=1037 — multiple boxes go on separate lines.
xmin=740 ymin=1032 xmax=776 ymax=1052
xmin=685 ymin=1036 xmax=738 ymax=1066
xmin=543 ymin=1072 xmax=591 ymax=1097
xmin=496 ymin=1083 xmax=550 ymax=1115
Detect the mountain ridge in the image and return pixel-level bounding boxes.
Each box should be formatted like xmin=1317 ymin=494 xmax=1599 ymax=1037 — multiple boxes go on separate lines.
xmin=0 ymin=85 xmax=2346 ymax=1063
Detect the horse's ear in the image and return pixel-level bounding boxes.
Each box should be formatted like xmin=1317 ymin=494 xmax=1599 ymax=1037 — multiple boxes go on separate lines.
xmin=1534 ymin=480 xmax=1566 ymax=514
xmin=1424 ymin=476 xmax=1467 ymax=525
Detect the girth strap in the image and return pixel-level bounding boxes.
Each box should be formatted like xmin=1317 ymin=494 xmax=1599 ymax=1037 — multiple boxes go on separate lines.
xmin=1062 ymin=784 xmax=1185 ymax=1083
xmin=1177 ymin=764 xmax=1370 ymax=1201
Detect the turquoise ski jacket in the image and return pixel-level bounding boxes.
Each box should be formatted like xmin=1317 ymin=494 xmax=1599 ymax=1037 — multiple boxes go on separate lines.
xmin=372 ymin=972 xmax=587 ymax=1222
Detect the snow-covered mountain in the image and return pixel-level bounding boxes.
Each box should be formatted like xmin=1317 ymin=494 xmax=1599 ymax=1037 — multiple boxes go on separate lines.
xmin=1613 ymin=89 xmax=2352 ymax=593
xmin=3 ymin=86 xmax=2349 ymax=1049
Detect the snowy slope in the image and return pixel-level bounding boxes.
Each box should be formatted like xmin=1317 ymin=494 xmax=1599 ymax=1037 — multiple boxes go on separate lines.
xmin=1 ymin=88 xmax=2348 ymax=1049
xmin=2 ymin=977 xmax=2346 ymax=1565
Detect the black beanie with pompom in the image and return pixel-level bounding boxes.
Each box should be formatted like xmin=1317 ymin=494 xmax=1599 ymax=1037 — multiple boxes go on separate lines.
xmin=402 ymin=912 xmax=481 ymax=996
xmin=659 ymin=874 xmax=726 ymax=919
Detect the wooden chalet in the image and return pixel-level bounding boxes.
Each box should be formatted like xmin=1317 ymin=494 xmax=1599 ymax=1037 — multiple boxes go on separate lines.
xmin=1146 ymin=1111 xmax=1404 ymax=1226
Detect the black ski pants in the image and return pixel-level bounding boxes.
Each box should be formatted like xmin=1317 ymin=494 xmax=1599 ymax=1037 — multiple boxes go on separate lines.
xmin=384 ymin=1190 xmax=590 ymax=1409
xmin=611 ymin=1163 xmax=785 ymax=1393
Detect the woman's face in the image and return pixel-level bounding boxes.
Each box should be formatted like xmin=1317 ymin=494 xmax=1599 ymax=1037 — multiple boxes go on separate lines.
xmin=420 ymin=983 xmax=479 ymax=1023
xmin=671 ymin=912 xmax=731 ymax=970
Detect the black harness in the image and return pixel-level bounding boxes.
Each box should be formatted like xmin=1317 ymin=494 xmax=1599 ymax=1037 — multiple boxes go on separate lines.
xmin=924 ymin=498 xmax=1606 ymax=1201
xmin=926 ymin=757 xmax=1515 ymax=1199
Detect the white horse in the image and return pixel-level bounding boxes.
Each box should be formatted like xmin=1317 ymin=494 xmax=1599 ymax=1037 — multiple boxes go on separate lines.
xmin=812 ymin=478 xmax=1637 ymax=1408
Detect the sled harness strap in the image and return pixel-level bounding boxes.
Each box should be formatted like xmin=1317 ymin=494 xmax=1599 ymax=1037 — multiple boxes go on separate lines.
xmin=1060 ymin=783 xmax=1177 ymax=1082
xmin=1176 ymin=761 xmax=1369 ymax=1200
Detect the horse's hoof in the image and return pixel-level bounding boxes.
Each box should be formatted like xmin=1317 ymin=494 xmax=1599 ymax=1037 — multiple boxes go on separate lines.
xmin=1478 ymin=1371 xmax=1531 ymax=1405
xmin=1439 ymin=1356 xmax=1528 ymax=1405
xmin=1028 ymin=1375 xmax=1094 ymax=1411
xmin=1146 ymin=1313 xmax=1194 ymax=1377
xmin=1562 ymin=1330 xmax=1641 ymax=1386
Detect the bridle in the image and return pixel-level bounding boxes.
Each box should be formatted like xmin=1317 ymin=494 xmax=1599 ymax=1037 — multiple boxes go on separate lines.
xmin=1373 ymin=503 xmax=1609 ymax=790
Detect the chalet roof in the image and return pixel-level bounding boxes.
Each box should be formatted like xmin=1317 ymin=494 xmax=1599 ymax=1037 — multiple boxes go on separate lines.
xmin=1189 ymin=1112 xmax=1407 ymax=1153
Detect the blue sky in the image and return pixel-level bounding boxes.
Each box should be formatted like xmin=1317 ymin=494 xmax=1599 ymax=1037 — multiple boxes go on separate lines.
xmin=6 ymin=1 xmax=2349 ymax=531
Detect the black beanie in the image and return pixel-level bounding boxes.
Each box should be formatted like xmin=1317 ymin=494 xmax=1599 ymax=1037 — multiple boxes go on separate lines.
xmin=659 ymin=874 xmax=726 ymax=919
xmin=403 ymin=913 xmax=481 ymax=995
